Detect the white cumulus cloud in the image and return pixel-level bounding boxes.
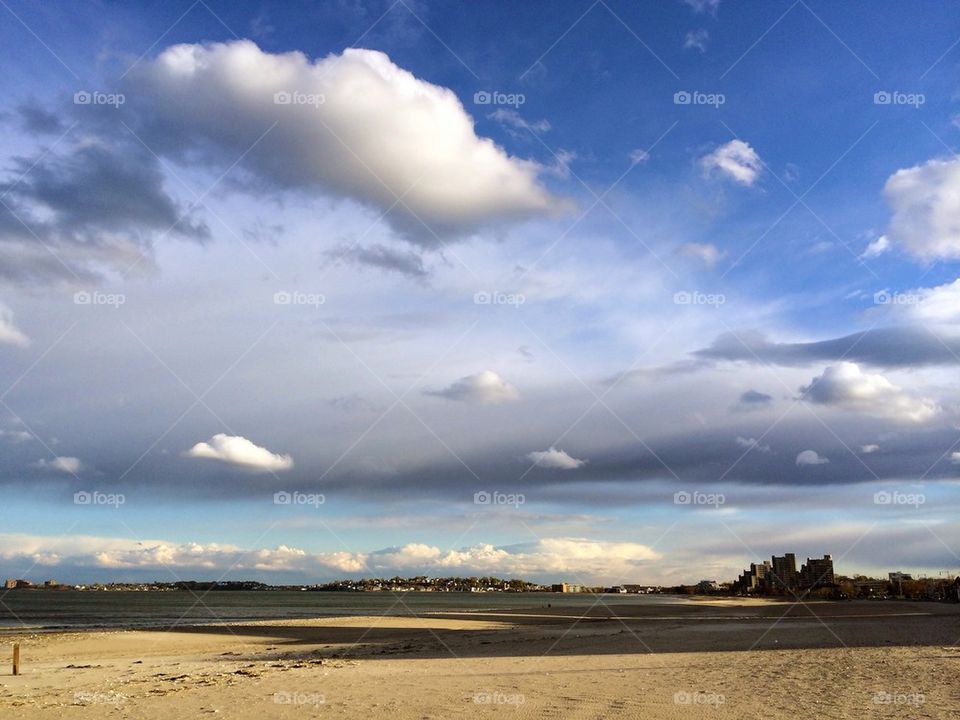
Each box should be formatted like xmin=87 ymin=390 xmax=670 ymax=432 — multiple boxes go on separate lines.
xmin=525 ymin=446 xmax=586 ymax=469
xmin=34 ymin=456 xmax=82 ymax=474
xmin=860 ymin=234 xmax=890 ymax=259
xmin=796 ymin=450 xmax=829 ymax=466
xmin=186 ymin=433 xmax=293 ymax=472
xmin=700 ymin=139 xmax=762 ymax=186
xmin=894 ymin=278 xmax=960 ymax=325
xmin=884 ymin=157 xmax=960 ymax=261
xmin=130 ymin=40 xmax=563 ymax=243
xmin=0 ymin=533 xmax=662 ymax=583
xmin=735 ymin=436 xmax=770 ymax=453
xmin=799 ymin=362 xmax=938 ymax=423
xmin=426 ymin=370 xmax=519 ymax=404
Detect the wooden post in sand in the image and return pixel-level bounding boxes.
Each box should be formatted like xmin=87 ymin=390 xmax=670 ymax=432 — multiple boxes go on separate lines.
xmin=12 ymin=643 xmax=19 ymax=675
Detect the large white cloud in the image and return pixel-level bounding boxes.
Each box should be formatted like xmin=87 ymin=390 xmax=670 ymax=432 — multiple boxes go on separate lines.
xmin=884 ymin=157 xmax=960 ymax=261
xmin=893 ymin=278 xmax=960 ymax=325
xmin=0 ymin=303 xmax=30 ymax=347
xmin=186 ymin=433 xmax=293 ymax=472
xmin=799 ymin=362 xmax=937 ymax=423
xmin=425 ymin=370 xmax=519 ymax=404
xmin=129 ymin=40 xmax=562 ymax=242
xmin=700 ymin=139 xmax=762 ymax=186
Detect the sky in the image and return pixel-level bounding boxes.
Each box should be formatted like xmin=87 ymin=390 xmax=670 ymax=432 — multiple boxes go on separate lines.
xmin=1 ymin=0 xmax=960 ymax=586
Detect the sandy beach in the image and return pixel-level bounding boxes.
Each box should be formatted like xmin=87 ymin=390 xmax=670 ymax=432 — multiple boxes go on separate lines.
xmin=1 ymin=598 xmax=958 ymax=718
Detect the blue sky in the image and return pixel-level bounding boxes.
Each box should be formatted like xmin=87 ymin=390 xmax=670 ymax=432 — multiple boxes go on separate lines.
xmin=1 ymin=0 xmax=960 ymax=585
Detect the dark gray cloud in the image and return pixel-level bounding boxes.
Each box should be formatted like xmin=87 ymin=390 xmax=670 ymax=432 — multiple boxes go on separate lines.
xmin=603 ymin=359 xmax=710 ymax=386
xmin=300 ymin=422 xmax=958 ymax=504
xmin=0 ymin=142 xmax=209 ymax=282
xmin=695 ymin=327 xmax=960 ymax=368
xmin=739 ymin=389 xmax=772 ymax=405
xmin=17 ymin=104 xmax=66 ymax=134
xmin=328 ymin=243 xmax=427 ymax=279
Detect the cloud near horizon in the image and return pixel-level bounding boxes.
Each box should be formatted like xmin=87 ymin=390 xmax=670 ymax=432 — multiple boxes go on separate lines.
xmin=0 ymin=533 xmax=661 ymax=583
xmin=796 ymin=450 xmax=829 ymax=466
xmin=33 ymin=456 xmax=83 ymax=474
xmin=525 ymin=446 xmax=587 ymax=470
xmin=186 ymin=434 xmax=294 ymax=472
xmin=425 ymin=370 xmax=519 ymax=404
xmin=799 ymin=362 xmax=938 ymax=423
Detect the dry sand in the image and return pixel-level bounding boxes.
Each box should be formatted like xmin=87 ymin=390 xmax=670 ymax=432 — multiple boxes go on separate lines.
xmin=1 ymin=598 xmax=958 ymax=718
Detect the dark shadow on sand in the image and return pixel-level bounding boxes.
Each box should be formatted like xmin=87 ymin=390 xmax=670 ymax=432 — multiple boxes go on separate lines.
xmin=143 ymin=600 xmax=960 ymax=661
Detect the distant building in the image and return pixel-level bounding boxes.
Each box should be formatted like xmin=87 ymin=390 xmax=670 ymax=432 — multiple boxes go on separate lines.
xmin=44 ymin=580 xmax=59 ymax=587
xmin=552 ymin=583 xmax=584 ymax=593
xmin=771 ymin=553 xmax=798 ymax=591
xmin=799 ymin=555 xmax=835 ymax=590
xmin=3 ymin=579 xmax=16 ymax=590
xmin=734 ymin=553 xmax=836 ymax=595
xmin=696 ymin=580 xmax=719 ymax=594
xmin=734 ymin=561 xmax=772 ymax=594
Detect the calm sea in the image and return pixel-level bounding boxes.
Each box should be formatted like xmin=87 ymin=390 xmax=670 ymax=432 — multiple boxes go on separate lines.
xmin=0 ymin=590 xmax=683 ymax=632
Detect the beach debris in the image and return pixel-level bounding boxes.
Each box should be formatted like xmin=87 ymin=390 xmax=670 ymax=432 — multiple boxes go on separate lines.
xmin=73 ymin=690 xmax=127 ymax=706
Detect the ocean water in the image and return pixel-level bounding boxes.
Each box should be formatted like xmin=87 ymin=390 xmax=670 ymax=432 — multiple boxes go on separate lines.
xmin=0 ymin=590 xmax=682 ymax=632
